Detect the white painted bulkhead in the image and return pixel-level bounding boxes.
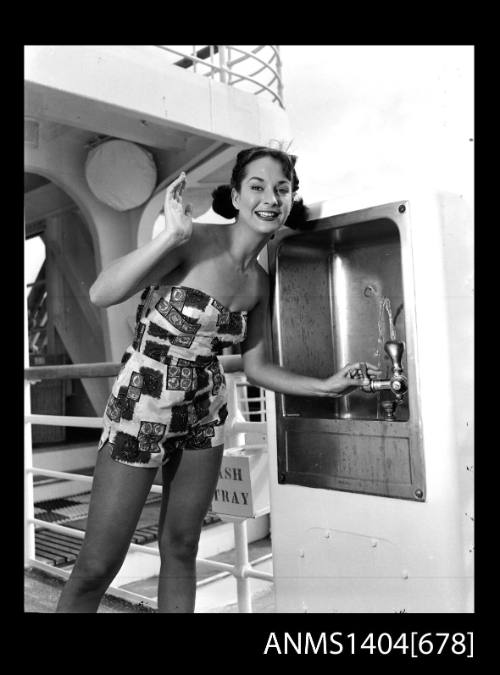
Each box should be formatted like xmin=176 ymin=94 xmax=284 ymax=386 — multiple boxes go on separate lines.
xmin=25 ymin=45 xmax=291 ymax=362
xmin=266 ymin=186 xmax=473 ymax=613
xmin=265 ymin=44 xmax=473 ymax=614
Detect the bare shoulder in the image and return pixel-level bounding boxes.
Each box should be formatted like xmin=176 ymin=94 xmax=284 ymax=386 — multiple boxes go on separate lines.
xmin=169 ymin=222 xmax=215 ymax=269
xmin=192 ymin=221 xmax=221 ymax=236
xmin=154 ymin=222 xmax=212 ymax=285
xmin=188 ymin=221 xmax=224 ymax=252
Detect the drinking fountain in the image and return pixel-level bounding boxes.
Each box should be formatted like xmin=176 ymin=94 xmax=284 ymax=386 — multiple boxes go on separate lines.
xmin=361 ymin=340 xmax=408 ymax=420
xmin=266 ymin=201 xmax=425 ymax=501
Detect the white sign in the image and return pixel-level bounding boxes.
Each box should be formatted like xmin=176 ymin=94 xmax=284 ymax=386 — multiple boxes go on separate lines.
xmin=211 ymin=447 xmax=269 ymax=518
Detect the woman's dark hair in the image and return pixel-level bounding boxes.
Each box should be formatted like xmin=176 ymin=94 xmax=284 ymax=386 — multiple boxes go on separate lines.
xmin=211 ymin=146 xmax=312 ymax=230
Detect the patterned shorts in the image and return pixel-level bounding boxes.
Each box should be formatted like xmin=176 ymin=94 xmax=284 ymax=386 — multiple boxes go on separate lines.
xmin=98 ymin=352 xmax=229 ymax=469
xmin=98 ymin=284 xmax=247 ymax=469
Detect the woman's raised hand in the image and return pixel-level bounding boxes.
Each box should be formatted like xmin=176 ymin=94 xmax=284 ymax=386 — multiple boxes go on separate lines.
xmin=164 ymin=172 xmax=193 ymax=244
xmin=320 ymin=362 xmax=383 ymax=397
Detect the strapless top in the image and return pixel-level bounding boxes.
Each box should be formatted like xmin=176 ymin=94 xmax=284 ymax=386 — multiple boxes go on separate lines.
xmin=124 ymin=284 xmax=248 ymax=367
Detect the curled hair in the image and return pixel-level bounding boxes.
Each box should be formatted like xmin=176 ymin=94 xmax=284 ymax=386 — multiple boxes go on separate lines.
xmin=285 ymin=197 xmax=313 ymax=231
xmin=211 ymin=184 xmax=237 ymax=219
xmin=211 ymin=146 xmax=311 ymax=230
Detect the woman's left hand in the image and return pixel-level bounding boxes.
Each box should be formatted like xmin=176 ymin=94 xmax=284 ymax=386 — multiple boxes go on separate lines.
xmin=319 ymin=362 xmax=382 ymax=397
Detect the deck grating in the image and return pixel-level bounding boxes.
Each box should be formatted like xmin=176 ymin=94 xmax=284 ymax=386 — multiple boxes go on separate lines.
xmin=34 ymin=491 xmax=221 ymax=567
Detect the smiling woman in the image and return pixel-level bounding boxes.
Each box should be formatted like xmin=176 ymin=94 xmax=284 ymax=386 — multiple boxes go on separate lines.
xmin=211 ymin=147 xmax=310 ymax=230
xmin=57 ymin=145 xmax=381 ymax=614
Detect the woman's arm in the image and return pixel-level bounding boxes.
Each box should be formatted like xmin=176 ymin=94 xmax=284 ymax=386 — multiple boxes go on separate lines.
xmin=241 ymin=270 xmax=381 ymax=397
xmin=90 ymin=173 xmax=193 ymax=308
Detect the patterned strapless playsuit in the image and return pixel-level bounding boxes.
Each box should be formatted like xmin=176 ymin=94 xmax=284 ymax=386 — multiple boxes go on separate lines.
xmin=98 ymin=284 xmax=248 ymax=468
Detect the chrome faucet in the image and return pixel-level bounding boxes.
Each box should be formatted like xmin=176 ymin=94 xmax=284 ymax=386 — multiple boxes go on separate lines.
xmin=362 ymin=340 xmax=408 ymax=419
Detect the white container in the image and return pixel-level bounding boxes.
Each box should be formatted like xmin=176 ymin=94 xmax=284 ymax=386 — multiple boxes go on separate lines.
xmin=211 ymin=446 xmax=270 ymax=518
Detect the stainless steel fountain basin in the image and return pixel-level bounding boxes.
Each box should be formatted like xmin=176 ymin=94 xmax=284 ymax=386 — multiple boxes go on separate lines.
xmin=267 ymin=201 xmax=425 ymax=500
xmin=274 ymin=217 xmax=408 ymax=421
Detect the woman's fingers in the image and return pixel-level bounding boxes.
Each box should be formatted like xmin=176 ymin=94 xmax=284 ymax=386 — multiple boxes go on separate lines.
xmin=166 ymin=172 xmax=186 ymax=202
xmin=174 ymin=176 xmax=186 ymax=202
xmin=166 ymin=172 xmax=185 ymax=192
xmin=174 ymin=178 xmax=185 ymax=202
xmin=342 ymin=363 xmax=366 ymax=379
xmin=343 ymin=361 xmax=382 ymax=380
xmin=341 ymin=362 xmax=360 ymax=376
xmin=365 ymin=362 xmax=383 ymax=376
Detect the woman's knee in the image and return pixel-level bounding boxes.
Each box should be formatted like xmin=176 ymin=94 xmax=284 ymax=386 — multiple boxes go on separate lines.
xmin=71 ymin=550 xmax=122 ymax=589
xmin=159 ymin=528 xmax=201 ymax=563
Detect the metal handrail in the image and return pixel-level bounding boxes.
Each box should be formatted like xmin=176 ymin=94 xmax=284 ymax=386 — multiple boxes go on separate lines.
xmin=224 ymin=45 xmax=281 ymax=82
xmin=217 ymin=67 xmax=282 ymax=106
xmin=24 ymin=357 xmax=271 ymax=613
xmin=156 ymin=45 xmax=220 ymax=73
xmin=156 ymin=45 xmax=284 ymax=108
xmin=25 ymin=354 xmax=244 ymax=381
xmin=224 ymin=45 xmax=282 ymax=101
xmin=226 ymin=44 xmax=266 ymax=68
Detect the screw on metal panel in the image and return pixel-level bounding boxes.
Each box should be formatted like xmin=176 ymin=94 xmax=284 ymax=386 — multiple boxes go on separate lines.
xmin=398 ymin=204 xmax=406 ymax=213
xmin=414 ymin=489 xmax=424 ymax=499
xmin=278 ymin=473 xmax=286 ymax=483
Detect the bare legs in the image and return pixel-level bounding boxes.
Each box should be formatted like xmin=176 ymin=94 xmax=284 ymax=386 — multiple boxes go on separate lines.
xmin=55 ymin=441 xmax=224 ymax=613
xmin=157 ymin=444 xmax=224 ymax=613
xmin=55 ymin=444 xmax=157 ymax=613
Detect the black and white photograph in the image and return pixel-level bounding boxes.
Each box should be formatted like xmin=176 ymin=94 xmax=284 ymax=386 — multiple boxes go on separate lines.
xmin=24 ymin=44 xmax=474 ymax=641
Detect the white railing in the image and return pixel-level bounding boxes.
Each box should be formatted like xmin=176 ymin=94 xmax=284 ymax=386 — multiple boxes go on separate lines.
xmin=24 ymin=357 xmax=272 ymax=613
xmin=236 ymin=381 xmax=267 ymax=423
xmin=156 ymin=45 xmax=284 ymax=108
